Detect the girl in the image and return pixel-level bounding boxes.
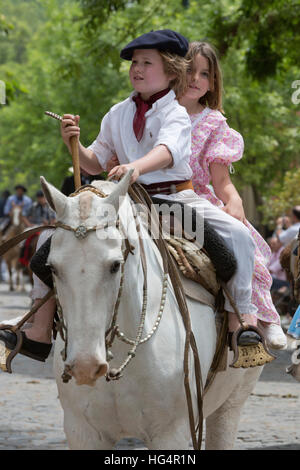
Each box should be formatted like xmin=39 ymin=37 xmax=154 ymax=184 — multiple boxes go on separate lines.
xmin=178 ymin=41 xmax=286 ymax=349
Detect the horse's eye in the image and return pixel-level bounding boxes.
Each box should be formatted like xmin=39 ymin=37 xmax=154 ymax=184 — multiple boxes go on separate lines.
xmin=110 ymin=261 xmax=121 ymax=274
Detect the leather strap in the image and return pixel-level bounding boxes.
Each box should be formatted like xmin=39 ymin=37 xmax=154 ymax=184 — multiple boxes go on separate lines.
xmin=141 ymin=179 xmax=194 ymax=196
xmin=0 ymin=225 xmax=55 ymax=257
xmin=129 ymin=183 xmax=204 ymax=450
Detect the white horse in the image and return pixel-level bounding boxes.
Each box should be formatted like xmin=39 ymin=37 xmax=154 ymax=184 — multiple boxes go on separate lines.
xmin=40 ymin=172 xmax=262 ymax=450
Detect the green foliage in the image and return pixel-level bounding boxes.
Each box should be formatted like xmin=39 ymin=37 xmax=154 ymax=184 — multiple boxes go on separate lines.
xmin=208 ymin=0 xmax=300 ymax=79
xmin=0 ymin=0 xmax=299 ymax=230
xmin=261 ymin=168 xmax=300 ymax=225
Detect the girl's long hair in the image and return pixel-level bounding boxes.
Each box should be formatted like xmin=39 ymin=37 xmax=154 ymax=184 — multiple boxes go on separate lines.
xmin=186 ymin=41 xmax=223 ymax=112
xmin=159 ymin=51 xmax=189 ymax=99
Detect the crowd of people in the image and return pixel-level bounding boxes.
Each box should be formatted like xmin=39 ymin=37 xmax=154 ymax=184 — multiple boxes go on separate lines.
xmin=266 ymin=207 xmax=300 ymax=338
xmin=0 ymin=184 xmax=56 ymax=229
xmin=0 ymin=184 xmax=56 ymax=281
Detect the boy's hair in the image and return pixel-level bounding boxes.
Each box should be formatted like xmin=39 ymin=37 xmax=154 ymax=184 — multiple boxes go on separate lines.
xmin=186 ymin=41 xmax=223 ymax=112
xmin=159 ymin=51 xmax=188 ymax=99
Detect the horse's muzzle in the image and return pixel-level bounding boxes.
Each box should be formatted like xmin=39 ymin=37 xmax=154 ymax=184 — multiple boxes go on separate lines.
xmin=64 ymin=356 xmax=108 ymax=386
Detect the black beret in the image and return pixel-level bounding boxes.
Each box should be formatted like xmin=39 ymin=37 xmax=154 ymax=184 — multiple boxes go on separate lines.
xmin=120 ymin=29 xmax=189 ymax=60
xmin=36 ymin=190 xmax=44 ymax=198
xmin=14 ymin=184 xmax=27 ymax=192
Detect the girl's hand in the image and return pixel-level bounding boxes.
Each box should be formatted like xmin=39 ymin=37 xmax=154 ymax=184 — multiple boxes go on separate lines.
xmin=108 ymin=163 xmax=140 ymax=183
xmin=222 ymin=196 xmax=247 ymax=224
xmin=106 ymin=155 xmax=119 ymax=172
xmin=61 ymin=114 xmax=80 ymax=149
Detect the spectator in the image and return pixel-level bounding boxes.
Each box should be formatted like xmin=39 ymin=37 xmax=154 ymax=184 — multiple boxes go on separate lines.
xmin=276 ymin=206 xmax=300 ymax=247
xmin=267 ymin=237 xmax=289 ymax=291
xmin=0 ymin=190 xmax=11 ymax=218
xmin=23 ymin=190 xmax=56 ymax=227
xmin=4 ymin=184 xmax=32 ymax=217
xmin=272 ymin=215 xmax=291 ymax=238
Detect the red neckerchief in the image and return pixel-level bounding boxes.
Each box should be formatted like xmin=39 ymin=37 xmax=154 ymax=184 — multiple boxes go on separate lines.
xmin=132 ymin=88 xmax=170 ymax=142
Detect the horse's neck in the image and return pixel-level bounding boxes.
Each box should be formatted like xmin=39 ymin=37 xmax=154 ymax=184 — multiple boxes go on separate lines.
xmin=6 ymin=221 xmax=24 ymax=238
xmin=118 ymin=218 xmax=168 ymax=339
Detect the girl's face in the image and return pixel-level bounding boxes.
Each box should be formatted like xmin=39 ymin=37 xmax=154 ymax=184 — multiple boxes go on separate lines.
xmin=129 ymin=49 xmax=173 ymax=100
xmin=184 ymin=53 xmax=210 ymax=102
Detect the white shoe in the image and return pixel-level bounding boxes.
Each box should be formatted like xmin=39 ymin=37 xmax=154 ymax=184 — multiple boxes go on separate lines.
xmin=259 ymin=323 xmax=287 ymax=350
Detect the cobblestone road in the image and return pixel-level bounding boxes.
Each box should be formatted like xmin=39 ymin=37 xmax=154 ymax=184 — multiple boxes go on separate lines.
xmin=0 ymin=282 xmax=299 ymax=450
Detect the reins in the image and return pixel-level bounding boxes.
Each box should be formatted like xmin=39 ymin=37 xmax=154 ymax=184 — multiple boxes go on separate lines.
xmin=129 ymin=183 xmax=204 ymax=450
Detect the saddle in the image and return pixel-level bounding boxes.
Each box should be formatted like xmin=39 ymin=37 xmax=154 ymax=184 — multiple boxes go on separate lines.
xmin=28 ymin=193 xmax=275 ymax=370
xmin=151 ymin=196 xmax=275 ymax=369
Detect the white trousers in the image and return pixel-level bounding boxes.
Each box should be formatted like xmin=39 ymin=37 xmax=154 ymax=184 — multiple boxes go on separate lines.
xmin=31 ymin=228 xmax=55 ymax=300
xmin=32 ymin=190 xmax=257 ymax=316
xmin=156 ymin=189 xmax=257 ymax=316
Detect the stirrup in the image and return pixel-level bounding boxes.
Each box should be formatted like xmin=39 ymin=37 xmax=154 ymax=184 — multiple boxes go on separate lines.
xmin=229 ymin=325 xmax=276 ymax=368
xmin=0 ymin=325 xmax=23 ymax=373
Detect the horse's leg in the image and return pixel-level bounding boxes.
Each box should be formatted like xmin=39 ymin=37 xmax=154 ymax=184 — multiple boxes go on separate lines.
xmin=19 ymin=267 xmax=26 ymax=292
xmin=7 ymin=261 xmax=14 ymax=291
xmin=205 ymin=368 xmax=262 ymax=450
xmin=146 ymin=426 xmax=190 ymax=450
xmin=16 ymin=265 xmax=25 ymax=292
xmin=63 ymin=408 xmax=115 ymax=450
xmin=15 ymin=262 xmax=21 ymax=291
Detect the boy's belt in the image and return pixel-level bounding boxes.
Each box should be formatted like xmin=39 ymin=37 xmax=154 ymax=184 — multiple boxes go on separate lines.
xmin=141 ymin=179 xmax=193 ymax=196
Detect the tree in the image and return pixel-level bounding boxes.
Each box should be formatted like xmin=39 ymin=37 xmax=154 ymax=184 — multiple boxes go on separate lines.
xmin=207 ymin=0 xmax=300 ymax=79
xmin=261 ymin=168 xmax=300 ymax=226
xmin=0 ymin=0 xmax=299 ymax=230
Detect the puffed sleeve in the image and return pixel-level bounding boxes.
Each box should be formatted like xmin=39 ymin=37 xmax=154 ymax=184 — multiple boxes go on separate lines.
xmin=153 ymin=104 xmax=191 ymax=167
xmin=203 ymin=112 xmax=244 ymax=169
xmin=87 ymin=111 xmax=115 ymax=170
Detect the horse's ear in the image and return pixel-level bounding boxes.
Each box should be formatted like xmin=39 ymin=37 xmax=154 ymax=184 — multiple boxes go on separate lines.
xmin=40 ymin=176 xmax=67 ymax=217
xmin=105 ymin=170 xmax=133 ymax=212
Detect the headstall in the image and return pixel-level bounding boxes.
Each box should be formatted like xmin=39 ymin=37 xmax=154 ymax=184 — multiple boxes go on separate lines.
xmin=51 ymin=185 xmax=169 ymax=383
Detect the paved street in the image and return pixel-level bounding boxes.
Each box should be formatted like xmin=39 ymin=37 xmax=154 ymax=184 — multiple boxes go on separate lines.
xmin=0 ymin=280 xmax=299 ymax=450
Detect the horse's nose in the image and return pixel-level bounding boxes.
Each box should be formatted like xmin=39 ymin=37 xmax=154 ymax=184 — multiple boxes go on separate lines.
xmin=66 ymin=356 xmax=108 ymax=385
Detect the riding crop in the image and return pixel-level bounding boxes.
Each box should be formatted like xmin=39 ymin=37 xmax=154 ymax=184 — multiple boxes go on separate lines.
xmin=45 ymin=111 xmax=81 ymax=190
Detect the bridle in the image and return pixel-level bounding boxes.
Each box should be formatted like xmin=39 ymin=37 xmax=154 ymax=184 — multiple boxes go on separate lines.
xmin=52 ymin=185 xmax=169 ymax=383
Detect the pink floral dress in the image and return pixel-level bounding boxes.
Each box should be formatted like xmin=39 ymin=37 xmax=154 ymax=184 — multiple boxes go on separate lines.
xmin=190 ymin=108 xmax=279 ymax=324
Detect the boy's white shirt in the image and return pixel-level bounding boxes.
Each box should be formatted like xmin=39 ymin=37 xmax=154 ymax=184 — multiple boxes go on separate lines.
xmin=88 ymin=89 xmax=192 ymax=185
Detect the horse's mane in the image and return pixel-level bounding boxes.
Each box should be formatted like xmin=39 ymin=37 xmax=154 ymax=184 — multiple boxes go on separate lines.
xmin=90 ymin=179 xmax=120 ymax=196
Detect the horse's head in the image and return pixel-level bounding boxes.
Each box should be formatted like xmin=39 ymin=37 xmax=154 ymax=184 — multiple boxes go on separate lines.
xmin=10 ymin=203 xmax=23 ymax=227
xmin=41 ymin=171 xmax=134 ymax=386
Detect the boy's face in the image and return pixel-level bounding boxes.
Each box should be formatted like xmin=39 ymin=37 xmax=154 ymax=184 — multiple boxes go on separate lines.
xmin=129 ymin=49 xmax=172 ymax=100
xmin=184 ymin=53 xmax=210 ymax=101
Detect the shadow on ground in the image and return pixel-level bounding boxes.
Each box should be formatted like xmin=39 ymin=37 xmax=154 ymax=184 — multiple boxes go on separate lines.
xmin=258 ymin=348 xmax=298 ymax=384
xmin=250 ymin=443 xmax=300 ymax=450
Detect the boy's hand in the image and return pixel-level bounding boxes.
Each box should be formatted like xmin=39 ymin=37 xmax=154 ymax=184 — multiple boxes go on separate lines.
xmin=61 ymin=114 xmax=80 ymax=150
xmin=106 ymin=155 xmax=119 ymax=172
xmin=108 ymin=163 xmax=140 ymax=183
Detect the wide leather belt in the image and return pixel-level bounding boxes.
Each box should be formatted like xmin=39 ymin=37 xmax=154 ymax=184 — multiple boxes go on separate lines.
xmin=141 ymin=179 xmax=194 ymax=196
